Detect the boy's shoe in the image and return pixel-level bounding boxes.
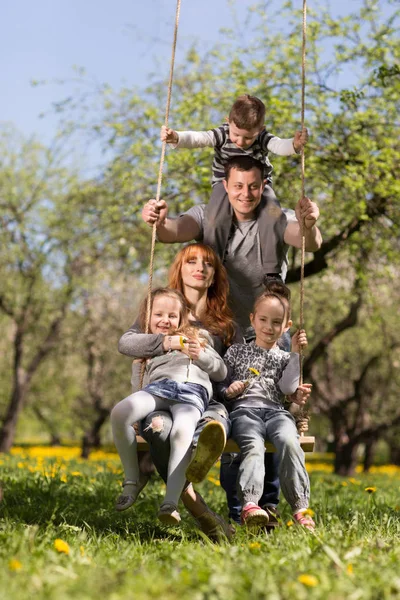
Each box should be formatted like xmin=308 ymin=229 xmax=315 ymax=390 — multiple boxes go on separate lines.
xmin=185 ymin=421 xmax=226 ymax=483
xmin=293 ymin=511 xmax=315 ymax=531
xmin=158 ymin=502 xmax=181 ymax=526
xmin=263 ymin=505 xmax=281 ymax=531
xmin=196 ymin=506 xmax=235 ymax=542
xmin=241 ymin=503 xmax=270 ymax=528
xmin=115 ymin=474 xmax=149 ymax=512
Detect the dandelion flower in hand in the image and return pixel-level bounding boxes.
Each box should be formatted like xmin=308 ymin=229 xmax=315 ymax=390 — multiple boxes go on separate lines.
xmin=248 ymin=368 xmax=260 ymax=376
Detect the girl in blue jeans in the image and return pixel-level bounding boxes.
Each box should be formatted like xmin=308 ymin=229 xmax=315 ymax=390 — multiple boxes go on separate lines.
xmin=220 ymin=285 xmax=315 ymax=530
xmin=111 ymin=287 xmax=226 ymax=526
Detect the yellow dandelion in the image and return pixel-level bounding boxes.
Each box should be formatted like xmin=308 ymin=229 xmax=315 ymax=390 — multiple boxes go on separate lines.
xmin=287 ymin=520 xmax=294 ymax=527
xmin=365 ymin=487 xmax=377 ymax=494
xmin=207 ymin=476 xmax=221 ymax=486
xmin=341 ymin=481 xmax=348 ymax=487
xmin=70 ymin=471 xmax=82 ymax=477
xmin=248 ymin=368 xmax=260 ymax=376
xmin=346 ymin=564 xmax=354 ymax=575
xmin=54 ymin=539 xmax=70 ymax=555
xmin=60 ymin=474 xmax=67 ymax=483
xmin=249 ymin=542 xmax=261 ymax=550
xmin=303 ymin=508 xmax=315 ymax=517
xmin=8 ymin=559 xmax=22 ymax=572
xmin=298 ymin=574 xmax=318 ymax=587
xmin=348 ymin=478 xmax=360 ymax=485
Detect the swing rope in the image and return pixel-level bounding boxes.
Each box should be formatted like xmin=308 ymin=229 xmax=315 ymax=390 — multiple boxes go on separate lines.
xmin=297 ymin=0 xmax=309 ymax=435
xmin=140 ymin=0 xmax=182 ymax=387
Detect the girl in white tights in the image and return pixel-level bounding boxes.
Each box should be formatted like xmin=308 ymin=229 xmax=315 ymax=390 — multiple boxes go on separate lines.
xmin=111 ymin=288 xmax=227 ymax=525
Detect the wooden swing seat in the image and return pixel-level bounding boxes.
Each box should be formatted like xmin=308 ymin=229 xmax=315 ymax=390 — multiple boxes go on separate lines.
xmin=136 ymin=435 xmax=315 ymax=453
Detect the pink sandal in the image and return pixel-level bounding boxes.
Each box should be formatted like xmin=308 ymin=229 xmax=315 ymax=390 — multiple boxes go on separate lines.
xmin=293 ymin=511 xmax=315 ymax=531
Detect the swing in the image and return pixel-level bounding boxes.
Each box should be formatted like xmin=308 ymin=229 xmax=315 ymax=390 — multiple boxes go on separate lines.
xmin=136 ymin=0 xmax=315 ymax=454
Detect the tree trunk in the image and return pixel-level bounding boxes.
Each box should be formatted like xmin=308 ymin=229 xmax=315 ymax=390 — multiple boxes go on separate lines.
xmin=81 ymin=408 xmax=110 ymax=459
xmin=334 ymin=439 xmax=359 ymax=475
xmin=31 ymin=405 xmax=61 ymax=446
xmin=0 ymin=381 xmax=27 ymax=452
xmin=363 ymin=439 xmax=377 ymax=472
xmin=389 ymin=444 xmax=400 ymax=466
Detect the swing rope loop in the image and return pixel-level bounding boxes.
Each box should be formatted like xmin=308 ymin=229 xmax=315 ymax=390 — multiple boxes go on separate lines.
xmin=140 ymin=0 xmax=182 ymax=387
xmin=297 ymin=0 xmax=309 ymax=435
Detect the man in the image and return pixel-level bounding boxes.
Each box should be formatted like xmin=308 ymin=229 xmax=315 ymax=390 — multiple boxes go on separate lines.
xmin=142 ymin=155 xmax=321 ymax=338
xmin=141 ymin=155 xmax=321 ymax=526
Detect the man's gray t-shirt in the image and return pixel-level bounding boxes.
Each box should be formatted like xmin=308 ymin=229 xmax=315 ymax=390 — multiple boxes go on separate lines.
xmin=181 ymin=204 xmax=297 ymax=334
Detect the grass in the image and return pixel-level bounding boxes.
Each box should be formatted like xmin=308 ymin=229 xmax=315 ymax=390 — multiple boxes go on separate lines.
xmin=0 ymin=447 xmax=400 ymax=600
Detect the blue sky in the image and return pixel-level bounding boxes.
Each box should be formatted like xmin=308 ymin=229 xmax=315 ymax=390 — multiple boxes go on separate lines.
xmin=1 ymin=0 xmax=393 ymax=160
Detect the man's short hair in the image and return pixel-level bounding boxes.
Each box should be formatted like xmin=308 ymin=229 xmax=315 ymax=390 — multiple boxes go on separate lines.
xmin=224 ymin=155 xmax=265 ymax=181
xmin=229 ymin=94 xmax=266 ymax=130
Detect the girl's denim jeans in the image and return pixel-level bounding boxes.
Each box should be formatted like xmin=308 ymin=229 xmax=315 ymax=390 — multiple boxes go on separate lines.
xmin=230 ymin=406 xmax=310 ymax=513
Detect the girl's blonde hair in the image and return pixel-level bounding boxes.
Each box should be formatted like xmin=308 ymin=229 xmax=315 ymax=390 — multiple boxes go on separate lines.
xmin=137 ymin=287 xmax=200 ymax=339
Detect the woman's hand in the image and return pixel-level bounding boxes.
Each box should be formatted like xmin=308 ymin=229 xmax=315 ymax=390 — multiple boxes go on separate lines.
xmin=291 ymin=329 xmax=308 ymax=354
xmin=225 ymin=380 xmax=247 ymax=399
xmin=288 ymin=383 xmax=312 ymax=406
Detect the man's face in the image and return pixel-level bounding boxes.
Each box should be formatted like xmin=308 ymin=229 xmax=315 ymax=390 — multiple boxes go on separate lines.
xmin=223 ymin=167 xmax=265 ymax=221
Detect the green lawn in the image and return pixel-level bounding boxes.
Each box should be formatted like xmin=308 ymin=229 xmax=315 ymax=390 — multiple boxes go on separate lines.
xmin=0 ymin=447 xmax=399 ymax=600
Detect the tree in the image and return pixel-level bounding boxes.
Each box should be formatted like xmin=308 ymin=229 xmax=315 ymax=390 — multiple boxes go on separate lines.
xmin=0 ymin=127 xmax=123 ymax=451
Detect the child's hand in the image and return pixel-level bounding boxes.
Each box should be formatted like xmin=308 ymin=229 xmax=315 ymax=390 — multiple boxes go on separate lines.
xmin=187 ymin=338 xmax=202 ymax=360
xmin=293 ymin=127 xmax=309 ymax=152
xmin=160 ymin=126 xmax=179 ymax=144
xmin=162 ymin=335 xmax=186 ymax=352
xmin=288 ymin=383 xmax=312 ymax=406
xmin=180 ymin=337 xmax=202 ymax=360
xmin=291 ymin=329 xmax=308 ymax=354
xmin=225 ymin=381 xmax=247 ymax=399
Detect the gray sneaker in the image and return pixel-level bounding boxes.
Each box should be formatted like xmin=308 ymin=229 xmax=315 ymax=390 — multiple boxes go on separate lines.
xmin=115 ymin=472 xmax=150 ymax=512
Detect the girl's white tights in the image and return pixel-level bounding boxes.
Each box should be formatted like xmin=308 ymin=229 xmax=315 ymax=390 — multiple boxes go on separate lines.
xmin=111 ymin=390 xmax=200 ymax=507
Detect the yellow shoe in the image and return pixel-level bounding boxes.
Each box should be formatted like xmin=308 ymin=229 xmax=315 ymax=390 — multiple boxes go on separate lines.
xmin=185 ymin=421 xmax=226 ymax=483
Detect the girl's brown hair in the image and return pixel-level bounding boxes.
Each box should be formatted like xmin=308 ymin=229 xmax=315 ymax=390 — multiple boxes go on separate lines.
xmin=253 ymin=282 xmax=292 ymax=323
xmin=137 ymin=287 xmax=198 ymax=338
xmin=168 ymin=243 xmax=235 ymax=345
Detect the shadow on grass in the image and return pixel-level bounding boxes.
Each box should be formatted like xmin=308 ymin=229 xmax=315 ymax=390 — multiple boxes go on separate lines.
xmin=0 ymin=475 xmax=199 ymax=542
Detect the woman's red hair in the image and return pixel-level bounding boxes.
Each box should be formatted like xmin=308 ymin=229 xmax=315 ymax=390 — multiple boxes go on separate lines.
xmin=168 ymin=243 xmax=235 ymax=345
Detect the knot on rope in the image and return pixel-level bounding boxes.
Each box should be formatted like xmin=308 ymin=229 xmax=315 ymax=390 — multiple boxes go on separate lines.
xmin=295 ymin=415 xmax=309 ymax=434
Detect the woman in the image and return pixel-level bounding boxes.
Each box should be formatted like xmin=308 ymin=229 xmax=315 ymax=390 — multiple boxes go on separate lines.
xmin=118 ymin=243 xmax=236 ymax=539
xmin=119 ymin=244 xmax=280 ymax=537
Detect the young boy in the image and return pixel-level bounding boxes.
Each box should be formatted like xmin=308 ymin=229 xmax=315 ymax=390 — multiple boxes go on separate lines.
xmin=161 ymin=94 xmax=308 ymax=206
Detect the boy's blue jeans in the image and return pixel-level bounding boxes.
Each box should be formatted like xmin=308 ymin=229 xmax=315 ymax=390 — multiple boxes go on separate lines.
xmin=230 ymin=406 xmax=310 ymax=514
